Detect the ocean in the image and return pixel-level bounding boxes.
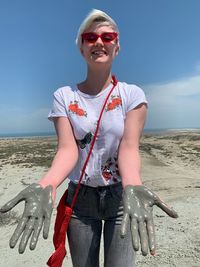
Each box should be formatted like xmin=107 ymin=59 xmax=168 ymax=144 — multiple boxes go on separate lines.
xmin=0 ymin=132 xmax=56 ymax=138
xmin=0 ymin=128 xmax=200 ymax=138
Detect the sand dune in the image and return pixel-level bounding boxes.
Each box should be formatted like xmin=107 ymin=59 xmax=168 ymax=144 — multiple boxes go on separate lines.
xmin=0 ymin=131 xmax=200 ymax=266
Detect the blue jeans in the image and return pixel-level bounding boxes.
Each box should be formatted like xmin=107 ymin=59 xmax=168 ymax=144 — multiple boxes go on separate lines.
xmin=66 ymin=182 xmax=135 ymax=267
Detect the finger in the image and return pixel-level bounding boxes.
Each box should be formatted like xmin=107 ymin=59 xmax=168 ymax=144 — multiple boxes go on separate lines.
xmin=9 ymin=217 xmax=28 ymax=249
xmin=18 ymin=217 xmax=35 ymax=253
xmin=155 ymin=198 xmax=178 ymax=218
xmin=0 ymin=194 xmax=23 ymax=213
xmin=43 ymin=186 xmax=53 ymax=239
xmin=146 ymin=219 xmax=156 ymax=255
xmin=43 ymin=215 xmax=51 ymax=239
xmin=30 ymin=217 xmax=43 ymax=250
xmin=138 ymin=221 xmax=148 ymax=256
xmin=120 ymin=213 xmax=129 ymax=237
xmin=130 ymin=218 xmax=139 ymax=251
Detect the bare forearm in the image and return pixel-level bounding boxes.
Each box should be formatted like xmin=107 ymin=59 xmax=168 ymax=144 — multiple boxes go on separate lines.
xmin=38 ymin=146 xmax=78 ymax=189
xmin=118 ymin=142 xmax=142 ymax=188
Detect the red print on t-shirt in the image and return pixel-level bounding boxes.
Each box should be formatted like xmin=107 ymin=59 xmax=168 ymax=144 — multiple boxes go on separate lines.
xmin=106 ymin=96 xmax=122 ymax=111
xmin=68 ymin=101 xmax=87 ymax=117
xmin=102 ymin=167 xmax=113 ymax=181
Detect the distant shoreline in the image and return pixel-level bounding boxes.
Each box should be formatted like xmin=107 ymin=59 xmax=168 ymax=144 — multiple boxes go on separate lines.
xmin=0 ymin=132 xmax=56 ymax=139
xmin=0 ymin=128 xmax=200 ymax=138
xmin=144 ymin=128 xmax=200 ymax=135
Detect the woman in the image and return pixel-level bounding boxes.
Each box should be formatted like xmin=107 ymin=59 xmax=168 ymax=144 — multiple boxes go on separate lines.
xmin=0 ymin=9 xmax=178 ymax=267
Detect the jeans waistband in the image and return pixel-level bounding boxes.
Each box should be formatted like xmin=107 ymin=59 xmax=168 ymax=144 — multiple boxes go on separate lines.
xmin=69 ymin=181 xmax=122 ymax=191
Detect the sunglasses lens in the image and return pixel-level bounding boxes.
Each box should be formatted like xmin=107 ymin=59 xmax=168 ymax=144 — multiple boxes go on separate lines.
xmin=82 ymin=33 xmax=98 ymax=43
xmin=102 ymin=33 xmax=117 ymax=42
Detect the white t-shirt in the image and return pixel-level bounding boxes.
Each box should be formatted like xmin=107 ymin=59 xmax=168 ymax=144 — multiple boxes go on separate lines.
xmin=48 ymin=81 xmax=147 ymax=187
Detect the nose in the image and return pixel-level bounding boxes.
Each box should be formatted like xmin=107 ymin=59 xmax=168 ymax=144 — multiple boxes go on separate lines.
xmin=94 ymin=36 xmax=104 ymax=45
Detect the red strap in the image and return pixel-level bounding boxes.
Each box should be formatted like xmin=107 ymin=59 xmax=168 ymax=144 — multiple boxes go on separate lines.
xmin=47 ymin=190 xmax=72 ymax=267
xmin=70 ymin=75 xmax=118 ymax=209
xmin=47 ymin=75 xmax=118 ymax=267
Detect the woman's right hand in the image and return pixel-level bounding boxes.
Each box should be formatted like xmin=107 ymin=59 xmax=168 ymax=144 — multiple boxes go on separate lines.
xmin=0 ymin=183 xmax=53 ymax=253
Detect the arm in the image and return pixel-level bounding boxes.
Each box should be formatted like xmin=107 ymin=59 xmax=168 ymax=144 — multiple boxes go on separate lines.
xmin=0 ymin=116 xmax=79 ymax=253
xmin=118 ymin=103 xmax=178 ymax=256
xmin=39 ymin=116 xmax=79 ymax=201
xmin=118 ymin=103 xmax=147 ymax=188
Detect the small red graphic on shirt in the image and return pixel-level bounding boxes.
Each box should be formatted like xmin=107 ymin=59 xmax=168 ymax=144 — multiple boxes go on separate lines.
xmin=68 ymin=101 xmax=87 ymax=117
xmin=102 ymin=167 xmax=113 ymax=181
xmin=101 ymin=155 xmax=120 ymax=183
xmin=106 ymin=96 xmax=122 ymax=111
xmin=68 ymin=102 xmax=78 ymax=112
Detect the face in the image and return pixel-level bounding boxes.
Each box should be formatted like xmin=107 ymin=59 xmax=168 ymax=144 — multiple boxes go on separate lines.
xmin=80 ymin=22 xmax=120 ymax=67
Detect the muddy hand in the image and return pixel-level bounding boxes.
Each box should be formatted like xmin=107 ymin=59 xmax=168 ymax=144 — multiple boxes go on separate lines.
xmin=0 ymin=183 xmax=53 ymax=253
xmin=120 ymin=185 xmax=178 ymax=256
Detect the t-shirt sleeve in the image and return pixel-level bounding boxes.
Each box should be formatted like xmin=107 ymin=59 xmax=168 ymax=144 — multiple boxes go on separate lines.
xmin=48 ymin=89 xmax=68 ymax=121
xmin=126 ymin=84 xmax=148 ymax=113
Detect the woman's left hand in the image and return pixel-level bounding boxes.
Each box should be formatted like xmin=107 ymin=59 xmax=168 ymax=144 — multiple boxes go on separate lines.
xmin=120 ymin=185 xmax=178 ymax=256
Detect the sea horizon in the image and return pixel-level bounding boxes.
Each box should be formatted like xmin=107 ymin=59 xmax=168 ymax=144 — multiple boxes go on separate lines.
xmin=0 ymin=131 xmax=56 ymax=138
xmin=0 ymin=127 xmax=200 ymax=138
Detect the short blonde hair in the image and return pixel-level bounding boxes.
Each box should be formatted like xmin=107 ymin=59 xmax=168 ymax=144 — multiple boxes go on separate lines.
xmin=75 ymin=9 xmax=120 ymax=48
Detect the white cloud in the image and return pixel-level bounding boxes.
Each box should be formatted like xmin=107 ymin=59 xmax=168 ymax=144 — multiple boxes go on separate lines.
xmin=143 ymin=74 xmax=200 ymax=129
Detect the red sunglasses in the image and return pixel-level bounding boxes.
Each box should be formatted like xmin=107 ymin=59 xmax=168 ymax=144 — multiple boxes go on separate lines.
xmin=81 ymin=32 xmax=118 ymax=44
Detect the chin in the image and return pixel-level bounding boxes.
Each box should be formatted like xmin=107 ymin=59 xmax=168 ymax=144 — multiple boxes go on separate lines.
xmin=93 ymin=57 xmax=111 ymax=64
xmin=93 ymin=61 xmax=111 ymax=67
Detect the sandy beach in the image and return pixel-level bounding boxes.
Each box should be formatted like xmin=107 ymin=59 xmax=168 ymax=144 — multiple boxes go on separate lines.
xmin=0 ymin=131 xmax=200 ymax=267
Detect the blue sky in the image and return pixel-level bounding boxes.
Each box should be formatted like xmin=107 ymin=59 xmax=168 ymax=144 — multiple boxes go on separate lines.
xmin=0 ymin=0 xmax=200 ymax=134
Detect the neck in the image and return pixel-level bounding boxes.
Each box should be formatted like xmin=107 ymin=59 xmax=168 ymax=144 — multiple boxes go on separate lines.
xmin=78 ymin=65 xmax=113 ymax=95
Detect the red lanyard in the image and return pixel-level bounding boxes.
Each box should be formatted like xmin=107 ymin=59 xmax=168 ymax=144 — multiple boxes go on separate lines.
xmin=70 ymin=75 xmax=118 ymax=209
xmin=47 ymin=76 xmax=118 ymax=267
